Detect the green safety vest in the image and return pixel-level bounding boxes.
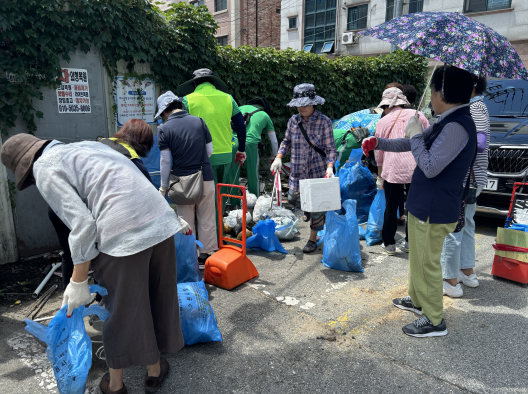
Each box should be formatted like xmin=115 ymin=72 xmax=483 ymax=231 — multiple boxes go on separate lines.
xmin=187 ymin=84 xmax=233 ymax=162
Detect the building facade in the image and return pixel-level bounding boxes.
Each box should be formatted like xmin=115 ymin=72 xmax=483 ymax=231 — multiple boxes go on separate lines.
xmin=280 ymin=0 xmax=528 ymax=68
xmin=158 ymin=0 xmax=281 ymax=49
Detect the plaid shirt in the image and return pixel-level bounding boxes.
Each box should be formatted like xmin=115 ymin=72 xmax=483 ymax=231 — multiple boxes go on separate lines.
xmin=278 ymin=110 xmax=337 ymax=192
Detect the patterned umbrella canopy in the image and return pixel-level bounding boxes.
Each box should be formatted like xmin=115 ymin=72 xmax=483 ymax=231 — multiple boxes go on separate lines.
xmin=360 ymin=12 xmax=528 ymax=80
xmin=332 ymin=109 xmax=381 ymax=136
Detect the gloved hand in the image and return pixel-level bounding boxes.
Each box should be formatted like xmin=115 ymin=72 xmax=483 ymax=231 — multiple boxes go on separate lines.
xmin=62 ymin=278 xmax=95 ymax=318
xmin=159 ymin=185 xmax=168 ymax=198
xmin=270 ymin=157 xmax=282 ymax=174
xmin=179 ymin=217 xmax=192 ymax=235
xmin=405 ymin=112 xmax=424 ymax=139
xmin=351 ymin=126 xmax=371 ymax=144
xmin=235 ymin=151 xmax=246 ymax=166
xmin=376 ymin=177 xmax=384 ymax=190
xmin=325 ymin=167 xmax=334 ymax=178
xmin=362 ymin=136 xmax=378 ymax=157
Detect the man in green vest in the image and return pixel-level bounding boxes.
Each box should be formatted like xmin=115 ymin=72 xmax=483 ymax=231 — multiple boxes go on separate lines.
xmin=237 ymin=97 xmax=277 ymax=196
xmin=177 ymin=68 xmax=247 ymax=213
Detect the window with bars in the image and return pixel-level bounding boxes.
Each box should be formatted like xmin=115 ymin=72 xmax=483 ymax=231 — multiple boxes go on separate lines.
xmin=304 ymin=0 xmax=336 ymax=55
xmin=216 ymin=36 xmax=228 ymax=46
xmin=408 ymin=0 xmax=424 ymax=13
xmin=289 ymin=17 xmax=298 ymax=29
xmin=215 ymin=0 xmax=227 ymax=12
xmin=347 ymin=4 xmax=368 ymax=31
xmin=464 ymin=0 xmax=512 ymax=13
xmin=386 ymin=0 xmax=394 ymax=22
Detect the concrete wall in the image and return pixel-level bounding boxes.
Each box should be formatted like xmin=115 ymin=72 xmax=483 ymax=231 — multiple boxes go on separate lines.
xmin=280 ymin=0 xmax=303 ymax=50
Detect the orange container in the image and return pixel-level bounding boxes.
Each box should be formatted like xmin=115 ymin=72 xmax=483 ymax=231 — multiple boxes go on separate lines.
xmin=204 ymin=184 xmax=258 ymax=290
xmin=492 ymin=255 xmax=528 ymax=286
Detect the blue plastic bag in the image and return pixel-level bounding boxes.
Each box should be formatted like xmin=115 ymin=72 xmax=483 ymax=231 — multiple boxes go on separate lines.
xmin=359 ymin=223 xmax=367 ymax=240
xmin=25 ymin=285 xmax=110 ymax=394
xmin=365 ymin=190 xmax=386 ymax=246
xmin=174 ymin=233 xmax=203 ymax=284
xmin=178 ymin=281 xmax=222 ymax=345
xmin=338 ymin=161 xmax=376 ymax=223
xmin=322 ymin=200 xmax=363 ymax=272
xmin=246 ymin=219 xmax=288 ymax=254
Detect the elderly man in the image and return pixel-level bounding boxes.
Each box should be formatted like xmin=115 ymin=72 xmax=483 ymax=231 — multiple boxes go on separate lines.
xmin=1 ymin=134 xmax=190 ymax=394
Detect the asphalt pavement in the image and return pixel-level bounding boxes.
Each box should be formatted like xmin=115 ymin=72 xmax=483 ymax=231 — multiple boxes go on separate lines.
xmin=1 ymin=213 xmax=526 ymax=394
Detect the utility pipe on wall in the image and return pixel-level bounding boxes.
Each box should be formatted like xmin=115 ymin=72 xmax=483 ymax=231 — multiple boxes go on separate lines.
xmin=390 ymin=0 xmax=403 ymax=52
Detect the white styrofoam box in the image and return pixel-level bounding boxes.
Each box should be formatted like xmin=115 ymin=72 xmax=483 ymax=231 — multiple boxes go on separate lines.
xmin=299 ymin=177 xmax=341 ymax=213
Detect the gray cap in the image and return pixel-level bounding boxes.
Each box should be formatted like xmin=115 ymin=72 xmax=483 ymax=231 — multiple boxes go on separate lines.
xmin=155 ymin=91 xmax=182 ymax=119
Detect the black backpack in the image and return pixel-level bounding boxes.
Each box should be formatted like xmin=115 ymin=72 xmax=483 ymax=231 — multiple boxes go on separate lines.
xmin=231 ymin=108 xmax=263 ymax=130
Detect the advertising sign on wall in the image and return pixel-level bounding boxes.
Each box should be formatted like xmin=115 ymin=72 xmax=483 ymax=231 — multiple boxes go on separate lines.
xmin=56 ymin=68 xmax=91 ymax=114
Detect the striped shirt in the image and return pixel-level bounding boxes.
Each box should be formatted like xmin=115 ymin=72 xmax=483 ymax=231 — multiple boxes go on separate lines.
xmin=374 ymin=107 xmax=429 ymax=184
xmin=469 ymin=99 xmax=490 ymax=187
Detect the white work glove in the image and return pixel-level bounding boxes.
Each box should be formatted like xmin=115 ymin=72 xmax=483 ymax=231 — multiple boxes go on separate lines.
xmin=159 ymin=185 xmax=168 ymax=198
xmin=178 ymin=217 xmax=192 ymax=235
xmin=270 ymin=157 xmax=282 ymax=174
xmin=62 ymin=278 xmax=95 ymax=318
xmin=325 ymin=167 xmax=334 ymax=178
xmin=376 ymin=177 xmax=384 ymax=190
xmin=405 ymin=112 xmax=424 ymax=139
xmin=235 ymin=151 xmax=247 ymax=166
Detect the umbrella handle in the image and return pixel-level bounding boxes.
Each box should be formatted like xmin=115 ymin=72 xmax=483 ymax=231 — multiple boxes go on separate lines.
xmin=417 ymin=61 xmax=439 ymax=113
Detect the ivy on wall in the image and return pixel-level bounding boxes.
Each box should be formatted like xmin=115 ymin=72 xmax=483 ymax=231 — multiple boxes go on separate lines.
xmin=0 ymin=0 xmax=427 ymax=141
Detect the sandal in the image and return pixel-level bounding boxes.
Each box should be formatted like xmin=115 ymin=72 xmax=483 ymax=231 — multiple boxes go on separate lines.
xmin=303 ymin=240 xmax=318 ymax=253
xmin=99 ymin=373 xmax=128 ymax=394
xmin=144 ymin=356 xmax=170 ymax=393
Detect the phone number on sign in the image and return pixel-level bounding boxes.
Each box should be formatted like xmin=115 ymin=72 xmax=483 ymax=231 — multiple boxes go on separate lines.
xmin=58 ymin=104 xmax=91 ymax=113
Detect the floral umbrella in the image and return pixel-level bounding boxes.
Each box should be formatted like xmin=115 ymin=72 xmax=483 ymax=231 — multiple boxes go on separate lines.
xmin=360 ymin=12 xmax=528 ymax=80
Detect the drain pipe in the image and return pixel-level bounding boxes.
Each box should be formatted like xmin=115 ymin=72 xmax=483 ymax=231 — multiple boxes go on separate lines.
xmin=33 ymin=262 xmax=61 ymax=298
xmin=390 ymin=0 xmax=403 ymax=52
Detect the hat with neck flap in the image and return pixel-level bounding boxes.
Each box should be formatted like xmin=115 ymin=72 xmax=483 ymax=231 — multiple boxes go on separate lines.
xmin=176 ymin=68 xmax=230 ymax=97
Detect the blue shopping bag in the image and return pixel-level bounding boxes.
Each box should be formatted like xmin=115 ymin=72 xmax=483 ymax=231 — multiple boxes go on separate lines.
xmin=365 ymin=189 xmax=386 ymax=246
xmin=246 ymin=219 xmax=288 ymax=254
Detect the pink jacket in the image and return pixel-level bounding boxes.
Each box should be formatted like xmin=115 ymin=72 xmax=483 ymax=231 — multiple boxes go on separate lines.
xmin=374 ymin=107 xmax=430 ymax=184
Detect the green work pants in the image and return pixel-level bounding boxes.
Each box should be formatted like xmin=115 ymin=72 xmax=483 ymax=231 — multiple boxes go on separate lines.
xmin=407 ymin=212 xmax=456 ymax=326
xmin=244 ymin=142 xmax=260 ymax=197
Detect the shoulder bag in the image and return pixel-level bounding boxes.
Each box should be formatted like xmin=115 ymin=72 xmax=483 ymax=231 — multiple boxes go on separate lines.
xmin=298 ymin=122 xmax=326 ymax=158
xmin=167 ymin=119 xmax=206 ymax=205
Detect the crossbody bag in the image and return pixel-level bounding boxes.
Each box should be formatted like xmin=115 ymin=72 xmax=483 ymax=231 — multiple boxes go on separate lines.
xmin=167 ymin=119 xmax=206 ymax=205
xmin=298 ymin=122 xmax=326 ymax=158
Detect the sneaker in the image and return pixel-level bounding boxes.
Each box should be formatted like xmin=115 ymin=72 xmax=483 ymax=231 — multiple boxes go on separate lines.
xmin=399 ymin=242 xmax=409 ymax=253
xmin=458 ymin=271 xmax=479 ymax=287
xmin=402 ymin=315 xmax=448 ymax=338
xmin=443 ymin=281 xmax=463 ymax=298
xmin=393 ymin=296 xmax=422 ymax=315
xmin=383 ymin=244 xmax=396 ymax=255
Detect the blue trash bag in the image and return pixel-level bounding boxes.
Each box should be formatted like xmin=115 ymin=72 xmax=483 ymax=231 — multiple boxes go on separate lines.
xmin=322 ymin=200 xmax=363 ymax=272
xmin=25 ymin=285 xmax=110 ymax=394
xmin=338 ymin=161 xmax=376 ymax=223
xmin=174 ymin=233 xmax=203 ymax=284
xmin=365 ymin=190 xmax=386 ymax=246
xmin=246 ymin=219 xmax=288 ymax=254
xmin=178 ymin=281 xmax=222 ymax=345
xmin=359 ymin=223 xmax=367 ymax=240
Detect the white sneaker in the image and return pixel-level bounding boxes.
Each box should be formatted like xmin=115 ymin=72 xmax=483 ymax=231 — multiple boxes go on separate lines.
xmin=458 ymin=271 xmax=479 ymax=288
xmin=443 ymin=281 xmax=463 ymax=298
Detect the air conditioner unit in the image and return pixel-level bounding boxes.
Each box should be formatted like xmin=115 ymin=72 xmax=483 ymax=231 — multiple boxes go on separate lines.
xmin=341 ymin=32 xmax=359 ymax=45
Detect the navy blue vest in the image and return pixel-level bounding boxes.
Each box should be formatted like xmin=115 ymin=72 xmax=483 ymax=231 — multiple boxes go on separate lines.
xmin=406 ymin=106 xmax=477 ymax=224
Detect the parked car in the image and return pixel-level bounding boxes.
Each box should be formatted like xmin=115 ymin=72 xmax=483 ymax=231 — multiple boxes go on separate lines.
xmin=477 ymin=78 xmax=528 ymax=216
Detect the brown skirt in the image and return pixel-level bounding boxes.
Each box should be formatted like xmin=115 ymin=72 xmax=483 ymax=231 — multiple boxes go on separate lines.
xmin=91 ymin=236 xmax=184 ymax=369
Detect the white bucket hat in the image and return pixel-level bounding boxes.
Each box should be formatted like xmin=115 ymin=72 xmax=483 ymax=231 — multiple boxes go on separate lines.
xmin=155 ymin=91 xmax=183 ymax=119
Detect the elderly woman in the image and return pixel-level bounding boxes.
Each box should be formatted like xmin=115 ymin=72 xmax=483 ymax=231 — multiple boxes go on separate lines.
xmin=374 ymin=88 xmax=429 ymax=255
xmin=0 ymin=134 xmax=191 ymax=394
xmin=362 ymin=66 xmax=477 ymax=338
xmin=270 ymin=83 xmax=337 ymax=253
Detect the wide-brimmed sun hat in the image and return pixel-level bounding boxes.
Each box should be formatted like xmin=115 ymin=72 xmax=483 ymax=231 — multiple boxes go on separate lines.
xmin=155 ymin=91 xmax=183 ymax=119
xmin=0 ymin=134 xmax=51 ymax=191
xmin=377 ymin=87 xmax=410 ymax=109
xmin=176 ymin=68 xmax=230 ymax=97
xmin=287 ymin=83 xmax=325 ymax=107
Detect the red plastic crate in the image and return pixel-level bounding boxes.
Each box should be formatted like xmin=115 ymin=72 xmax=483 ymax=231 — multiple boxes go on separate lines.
xmin=492 ymin=255 xmax=528 ymax=286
